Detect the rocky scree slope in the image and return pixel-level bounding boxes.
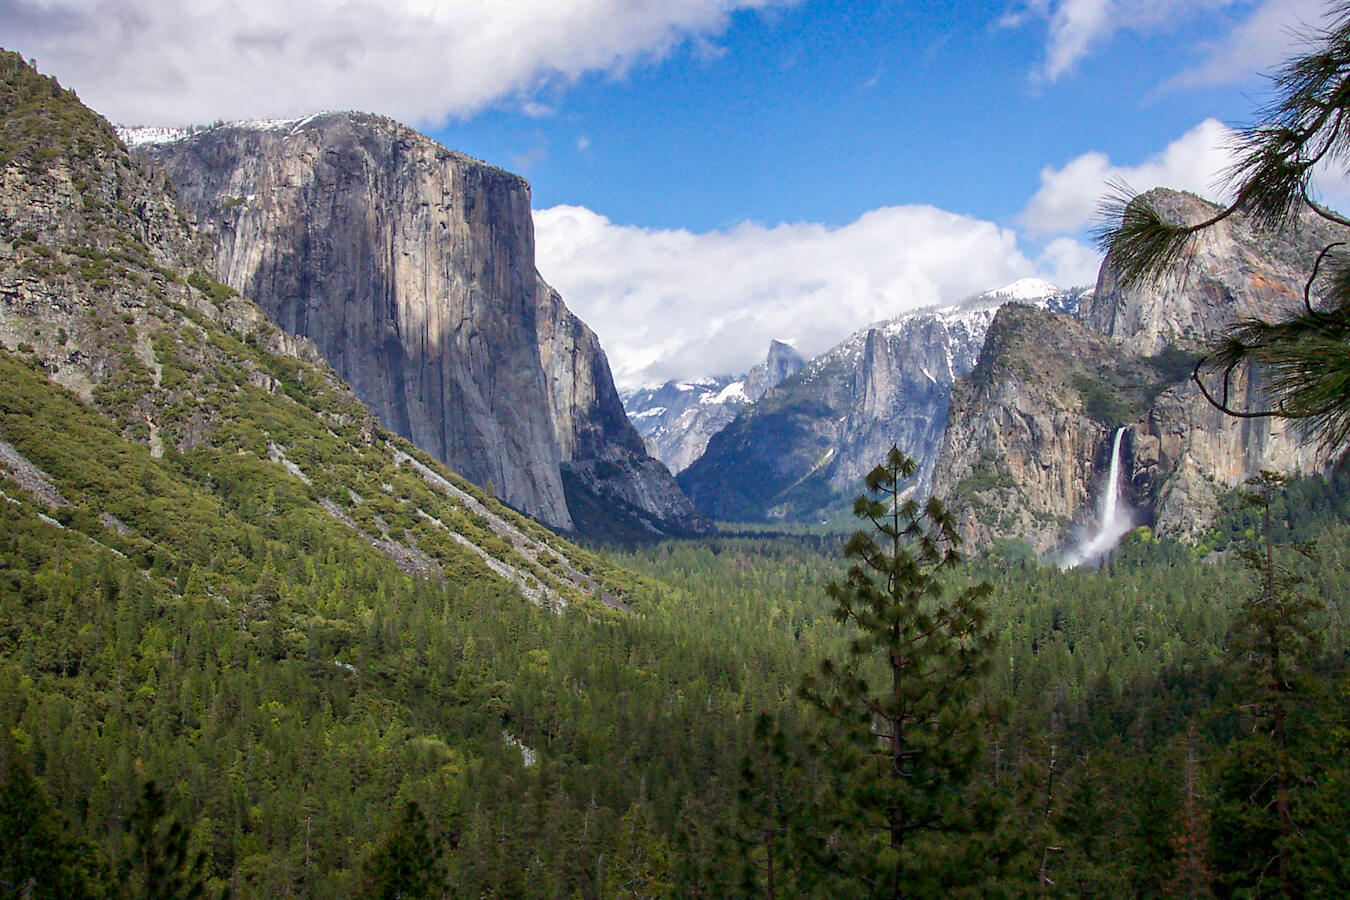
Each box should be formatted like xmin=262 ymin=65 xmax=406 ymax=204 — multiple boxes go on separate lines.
xmin=622 ymin=339 xmax=804 ymax=474
xmin=0 ymin=51 xmax=649 ymax=612
xmin=129 ymin=115 xmax=708 ymax=540
xmin=933 ymin=189 xmax=1336 ymax=553
xmin=677 ymin=280 xmax=1086 ymax=523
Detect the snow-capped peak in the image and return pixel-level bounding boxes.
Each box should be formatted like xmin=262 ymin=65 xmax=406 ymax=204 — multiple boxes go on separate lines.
xmin=116 ymin=126 xmax=192 ymax=147
xmin=988 ymin=277 xmax=1060 ymax=301
xmin=706 ymin=380 xmax=747 ymax=405
xmin=116 ymin=114 xmax=332 ymax=149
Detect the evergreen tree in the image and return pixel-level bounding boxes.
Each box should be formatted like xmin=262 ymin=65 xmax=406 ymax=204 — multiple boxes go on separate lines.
xmin=603 ymin=802 xmax=673 ymax=900
xmin=0 ymin=752 xmax=109 ymax=900
xmin=1166 ymin=734 xmax=1214 ymax=900
xmin=797 ymin=446 xmax=997 ymax=898
xmin=731 ymin=713 xmax=808 ymax=899
xmin=1210 ymin=473 xmax=1324 ymax=898
xmin=117 ymin=781 xmax=216 ymax=900
xmin=360 ymin=801 xmax=450 ymax=900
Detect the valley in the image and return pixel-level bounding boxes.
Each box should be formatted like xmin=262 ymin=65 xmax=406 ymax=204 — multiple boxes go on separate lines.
xmin=3 ymin=14 xmax=1350 ymax=898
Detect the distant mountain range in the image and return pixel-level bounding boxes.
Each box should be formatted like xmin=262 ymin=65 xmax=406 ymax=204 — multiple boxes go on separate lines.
xmin=621 ymin=339 xmax=804 ymax=473
xmin=673 ymin=279 xmax=1088 ymax=524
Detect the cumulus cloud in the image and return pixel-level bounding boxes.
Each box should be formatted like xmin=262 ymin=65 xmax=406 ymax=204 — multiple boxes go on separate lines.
xmin=1020 ymin=118 xmax=1237 ymax=233
xmin=0 ymin=0 xmax=793 ymax=125
xmin=1005 ymin=0 xmax=1239 ymax=82
xmin=1021 ymin=116 xmax=1350 ymax=233
xmin=1165 ymin=0 xmax=1327 ymax=90
xmin=1037 ymin=237 xmax=1104 ymax=288
xmin=534 ymin=205 xmax=1048 ymax=388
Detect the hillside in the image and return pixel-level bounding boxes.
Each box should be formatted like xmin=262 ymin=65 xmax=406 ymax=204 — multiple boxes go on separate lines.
xmin=0 ymin=50 xmax=717 ymax=895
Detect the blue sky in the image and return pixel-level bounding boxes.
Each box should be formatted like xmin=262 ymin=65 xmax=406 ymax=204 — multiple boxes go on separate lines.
xmin=4 ymin=0 xmax=1341 ymax=386
xmin=435 ymin=0 xmax=1262 ymax=231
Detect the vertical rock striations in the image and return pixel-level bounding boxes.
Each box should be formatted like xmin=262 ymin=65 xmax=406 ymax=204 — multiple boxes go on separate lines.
xmin=535 ymin=280 xmax=711 ymax=537
xmin=134 ymin=115 xmax=708 ymax=538
xmin=933 ymin=188 xmax=1338 ymax=552
xmin=930 ymin=305 xmax=1165 ymax=553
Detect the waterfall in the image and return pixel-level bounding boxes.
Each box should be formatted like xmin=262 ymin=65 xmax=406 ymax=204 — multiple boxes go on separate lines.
xmin=1060 ymin=427 xmax=1133 ymax=569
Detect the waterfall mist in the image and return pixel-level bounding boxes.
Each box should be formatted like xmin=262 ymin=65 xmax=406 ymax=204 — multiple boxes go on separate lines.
xmin=1059 ymin=427 xmax=1133 ymax=570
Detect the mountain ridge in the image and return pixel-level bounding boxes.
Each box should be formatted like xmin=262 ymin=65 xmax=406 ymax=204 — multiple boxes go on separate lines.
xmin=932 ymin=188 xmax=1336 ymax=553
xmin=676 ymin=280 xmax=1088 ymax=523
xmin=622 ymin=339 xmax=805 ymax=474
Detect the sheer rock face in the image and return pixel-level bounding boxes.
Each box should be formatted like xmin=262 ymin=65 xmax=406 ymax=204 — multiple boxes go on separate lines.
xmin=932 ymin=306 xmax=1164 ymax=554
xmin=535 ymin=281 xmax=713 ymax=537
xmin=745 ymin=340 xmax=805 ymax=401
xmin=1081 ymin=188 xmax=1345 ymax=355
xmin=137 ymin=114 xmax=708 ymax=537
xmin=934 ymin=188 xmax=1337 ymax=552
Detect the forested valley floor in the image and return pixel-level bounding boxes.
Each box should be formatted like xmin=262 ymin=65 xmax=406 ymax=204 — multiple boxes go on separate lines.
xmin=4 ymin=444 xmax=1349 ymax=897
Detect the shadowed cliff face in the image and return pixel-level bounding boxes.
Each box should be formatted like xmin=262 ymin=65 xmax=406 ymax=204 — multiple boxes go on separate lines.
xmin=137 ymin=114 xmax=709 ymax=538
xmin=934 ymin=189 xmax=1339 ymax=553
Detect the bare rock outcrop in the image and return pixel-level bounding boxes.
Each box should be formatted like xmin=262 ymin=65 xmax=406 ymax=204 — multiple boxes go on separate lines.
xmin=1081 ymin=189 xmax=1345 ymax=355
xmin=934 ymin=189 xmax=1337 ymax=552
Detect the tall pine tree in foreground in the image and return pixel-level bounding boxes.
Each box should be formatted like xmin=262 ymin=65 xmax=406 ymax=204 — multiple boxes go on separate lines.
xmin=1210 ymin=472 xmax=1347 ymax=898
xmin=797 ymin=446 xmax=998 ymax=899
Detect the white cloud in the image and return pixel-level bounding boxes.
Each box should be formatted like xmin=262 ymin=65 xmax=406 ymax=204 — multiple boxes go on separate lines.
xmin=1021 ymin=115 xmax=1350 ymax=233
xmin=1041 ymin=0 xmax=1113 ymax=81
xmin=1038 ymin=237 xmax=1104 ymax=288
xmin=1020 ymin=118 xmax=1237 ymax=232
xmin=534 ymin=205 xmax=1044 ymax=388
xmin=1 ymin=0 xmax=794 ymax=126
xmin=1006 ymin=0 xmax=1239 ymax=82
xmin=1165 ymin=0 xmax=1327 ymax=90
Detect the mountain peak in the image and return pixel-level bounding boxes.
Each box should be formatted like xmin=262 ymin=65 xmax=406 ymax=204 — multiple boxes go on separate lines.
xmin=988 ymin=276 xmax=1061 ymax=300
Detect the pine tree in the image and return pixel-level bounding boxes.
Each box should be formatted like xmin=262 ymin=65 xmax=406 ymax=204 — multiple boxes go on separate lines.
xmin=1210 ymin=473 xmax=1323 ymax=898
xmin=731 ymin=713 xmax=807 ymax=899
xmin=361 ymin=801 xmax=450 ymax=900
xmin=117 ymin=781 xmax=215 ymax=900
xmin=797 ymin=446 xmax=997 ymax=899
xmin=0 ymin=752 xmax=109 ymax=900
xmin=1166 ymin=733 xmax=1213 ymax=900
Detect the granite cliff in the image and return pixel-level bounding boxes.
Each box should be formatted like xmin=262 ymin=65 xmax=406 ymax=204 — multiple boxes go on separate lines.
xmin=933 ymin=189 xmax=1336 ymax=553
xmin=677 ymin=280 xmax=1086 ymax=523
xmin=129 ymin=114 xmax=708 ymax=538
